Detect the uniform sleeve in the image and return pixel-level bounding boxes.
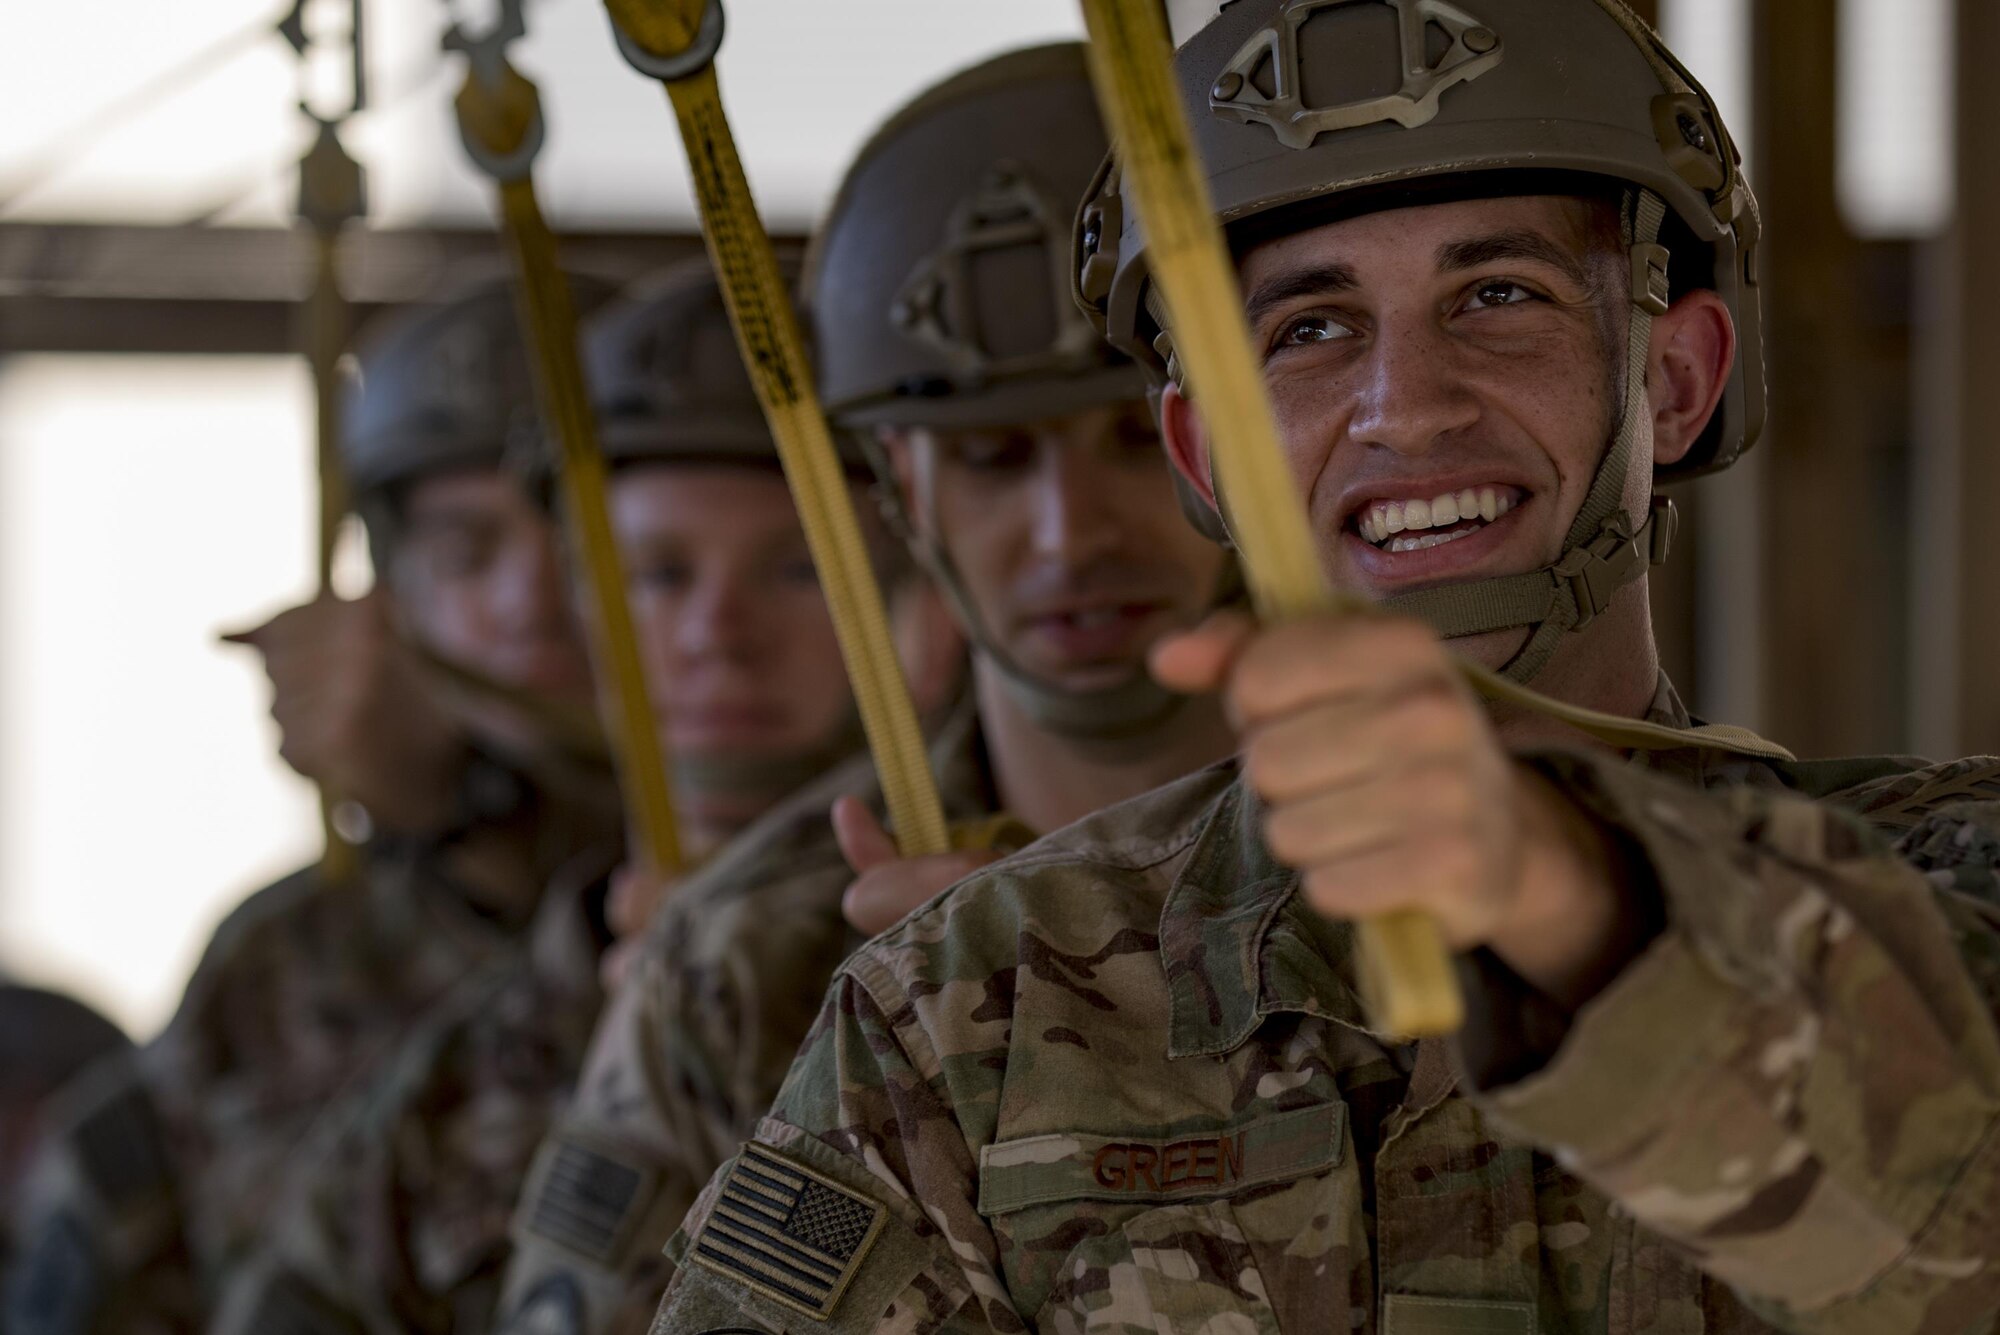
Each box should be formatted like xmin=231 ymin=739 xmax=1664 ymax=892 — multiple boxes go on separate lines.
xmin=1466 ymin=753 xmax=2000 ymax=1334
xmin=495 ymin=944 xmax=732 ymax=1335
xmin=2 ymin=1057 xmax=199 ymax=1335
xmin=646 ymin=965 xmax=1008 ymax=1335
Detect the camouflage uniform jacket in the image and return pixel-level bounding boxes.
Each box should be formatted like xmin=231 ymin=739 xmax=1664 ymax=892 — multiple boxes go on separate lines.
xmin=204 ymin=841 xmax=619 ymax=1335
xmin=496 ymin=704 xmax=998 ymax=1335
xmin=647 ymin=683 xmax=2000 ymax=1334
xmin=2 ymin=755 xmax=618 ymax=1335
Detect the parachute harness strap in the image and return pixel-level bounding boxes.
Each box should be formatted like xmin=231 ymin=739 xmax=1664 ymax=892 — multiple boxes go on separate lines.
xmin=602 ymin=0 xmax=951 ymax=857
xmin=1075 ymin=0 xmax=1792 ymax=1038
xmin=448 ymin=16 xmax=686 ymax=878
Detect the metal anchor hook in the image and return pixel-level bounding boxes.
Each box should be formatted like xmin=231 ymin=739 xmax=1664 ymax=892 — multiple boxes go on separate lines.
xmin=441 ymin=0 xmax=544 ymax=182
xmin=441 ymin=0 xmax=527 ymax=91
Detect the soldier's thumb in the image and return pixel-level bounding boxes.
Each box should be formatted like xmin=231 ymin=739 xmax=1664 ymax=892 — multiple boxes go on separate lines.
xmin=832 ymin=796 xmax=898 ymax=875
xmin=1150 ymin=609 xmax=1258 ymax=695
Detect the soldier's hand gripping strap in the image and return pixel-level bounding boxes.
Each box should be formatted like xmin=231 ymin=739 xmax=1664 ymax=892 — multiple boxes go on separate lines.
xmin=600 ymin=0 xmax=952 ymax=858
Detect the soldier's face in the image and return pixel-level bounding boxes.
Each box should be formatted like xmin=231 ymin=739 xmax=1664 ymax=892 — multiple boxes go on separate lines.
xmin=886 ymin=402 xmax=1230 ymax=694
xmin=1164 ymin=194 xmax=1729 ymax=670
xmin=609 ymin=464 xmax=858 ymax=824
xmin=390 ymin=469 xmax=595 ymax=701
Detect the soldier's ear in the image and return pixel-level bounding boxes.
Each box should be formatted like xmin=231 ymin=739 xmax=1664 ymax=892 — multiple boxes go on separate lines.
xmin=1648 ymin=290 xmax=1735 ymax=470
xmin=1159 ymin=383 xmax=1220 ymax=511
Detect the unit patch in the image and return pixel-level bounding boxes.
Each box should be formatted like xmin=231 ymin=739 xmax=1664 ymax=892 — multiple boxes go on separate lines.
xmin=976 ymin=1101 xmax=1345 ymax=1214
xmin=519 ymin=1136 xmax=650 ymax=1264
xmin=688 ymin=1143 xmax=887 ymax=1320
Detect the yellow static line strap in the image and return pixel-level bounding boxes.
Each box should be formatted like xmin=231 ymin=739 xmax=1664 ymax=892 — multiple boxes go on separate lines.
xmin=603 ymin=0 xmax=952 ymax=860
xmin=1079 ymin=0 xmax=1457 ymax=1039
xmin=454 ymin=60 xmax=685 ymax=878
xmin=301 ymin=193 xmax=359 ymax=885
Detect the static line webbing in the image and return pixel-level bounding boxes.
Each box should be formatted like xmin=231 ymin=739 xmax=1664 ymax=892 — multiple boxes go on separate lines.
xmin=451 ymin=52 xmax=686 ymax=877
xmin=493 ymin=174 xmax=685 ymax=877
xmin=303 ymin=222 xmax=360 ymax=886
xmin=605 ymin=0 xmax=952 ymax=859
xmin=1077 ymin=0 xmax=1462 ymax=1040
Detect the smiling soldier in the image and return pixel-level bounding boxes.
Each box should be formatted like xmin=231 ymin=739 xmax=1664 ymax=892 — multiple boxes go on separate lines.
xmin=643 ymin=2 xmax=2000 ymax=1332
xmin=492 ymin=44 xmax=1240 ymax=1335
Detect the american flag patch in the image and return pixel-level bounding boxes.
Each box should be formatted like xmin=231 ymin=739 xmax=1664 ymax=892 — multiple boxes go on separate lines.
xmin=689 ymin=1143 xmax=887 ymax=1319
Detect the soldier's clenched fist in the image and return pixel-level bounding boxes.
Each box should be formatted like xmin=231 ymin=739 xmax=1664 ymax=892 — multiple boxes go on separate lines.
xmin=1153 ymin=611 xmax=1636 ymax=1011
xmin=224 ymin=590 xmax=464 ymax=835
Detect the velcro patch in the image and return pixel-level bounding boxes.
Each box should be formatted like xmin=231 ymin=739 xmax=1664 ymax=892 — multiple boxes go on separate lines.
xmin=518 ymin=1136 xmax=652 ymax=1265
xmin=687 ymin=1143 xmax=886 ymax=1320
xmin=976 ymin=1101 xmax=1345 ymax=1215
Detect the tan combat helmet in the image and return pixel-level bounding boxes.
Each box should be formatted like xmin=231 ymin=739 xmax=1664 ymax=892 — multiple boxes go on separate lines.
xmin=581 ymin=254 xmax=877 ymax=806
xmin=341 ymin=271 xmax=614 ymax=562
xmin=807 ymin=42 xmax=1223 ymax=738
xmin=1075 ymin=0 xmax=1762 ymax=683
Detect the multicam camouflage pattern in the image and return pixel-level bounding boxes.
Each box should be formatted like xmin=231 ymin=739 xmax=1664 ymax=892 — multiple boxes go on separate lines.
xmin=0 ymin=748 xmax=617 ymax=1335
xmin=647 ymin=682 xmax=2000 ymax=1333
xmin=495 ymin=704 xmax=997 ymax=1335
xmin=204 ymin=844 xmax=617 ymax=1335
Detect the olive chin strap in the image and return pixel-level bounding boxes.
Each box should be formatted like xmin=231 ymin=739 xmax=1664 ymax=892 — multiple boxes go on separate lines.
xmin=672 ymin=707 xmax=866 ymax=806
xmin=1384 ymin=189 xmax=1674 ymax=684
xmin=918 ymin=523 xmax=1193 ymax=742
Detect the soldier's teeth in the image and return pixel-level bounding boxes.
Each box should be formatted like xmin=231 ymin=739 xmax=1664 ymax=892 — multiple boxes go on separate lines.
xmin=1478 ymin=487 xmax=1498 ymax=521
xmin=1403 ymin=497 xmax=1432 ymax=529
xmin=1432 ymin=493 xmax=1459 ymax=526
xmin=1388 ymin=527 xmax=1480 ymax=554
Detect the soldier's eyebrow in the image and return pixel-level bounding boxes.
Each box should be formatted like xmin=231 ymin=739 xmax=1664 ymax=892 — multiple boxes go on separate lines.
xmin=1242 ymin=261 xmax=1359 ymax=328
xmin=1435 ymin=229 xmax=1593 ymax=289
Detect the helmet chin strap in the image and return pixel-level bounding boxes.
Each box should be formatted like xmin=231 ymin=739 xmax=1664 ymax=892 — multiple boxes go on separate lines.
xmin=671 ymin=707 xmax=868 ymax=812
xmin=1380 ymin=189 xmax=1675 ymax=684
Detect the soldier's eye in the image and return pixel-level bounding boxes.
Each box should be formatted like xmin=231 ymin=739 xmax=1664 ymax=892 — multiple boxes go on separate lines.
xmin=949 ymin=431 xmax=1035 ymax=472
xmin=632 ymin=560 xmax=692 ymax=591
xmin=1277 ymin=313 xmax=1350 ymax=347
xmin=1466 ymin=281 xmax=1537 ymax=310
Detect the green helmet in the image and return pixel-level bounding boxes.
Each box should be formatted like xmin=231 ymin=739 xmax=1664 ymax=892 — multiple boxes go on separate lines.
xmin=807 ymin=42 xmax=1223 ymax=739
xmin=1075 ymin=0 xmax=1761 ymax=682
xmin=583 ymin=253 xmax=867 ymax=475
xmin=341 ymin=270 xmax=613 ymax=554
xmin=580 ymin=255 xmax=876 ymax=808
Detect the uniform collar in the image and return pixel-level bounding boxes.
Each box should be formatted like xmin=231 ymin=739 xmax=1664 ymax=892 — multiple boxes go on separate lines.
xmin=1160 ymin=777 xmax=1373 ymax=1059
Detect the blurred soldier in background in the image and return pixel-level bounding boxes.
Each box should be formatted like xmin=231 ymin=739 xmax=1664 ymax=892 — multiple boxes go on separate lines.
xmin=204 ymin=255 xmax=961 ymax=1335
xmin=647 ymin=4 xmax=2000 ymax=1332
xmin=494 ymin=44 xmax=1238 ymax=1335
xmin=1 ymin=274 xmax=623 ymax=1335
xmin=0 ymin=986 xmax=130 ymax=1271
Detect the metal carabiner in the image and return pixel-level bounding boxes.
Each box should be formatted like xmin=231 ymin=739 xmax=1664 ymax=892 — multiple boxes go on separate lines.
xmin=442 ymin=0 xmax=544 ymax=182
xmin=607 ymin=0 xmax=726 ymax=83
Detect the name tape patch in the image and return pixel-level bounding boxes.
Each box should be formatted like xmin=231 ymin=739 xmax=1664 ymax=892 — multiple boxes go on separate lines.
xmin=688 ymin=1143 xmax=887 ymax=1321
xmin=976 ymin=1101 xmax=1345 ymax=1215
